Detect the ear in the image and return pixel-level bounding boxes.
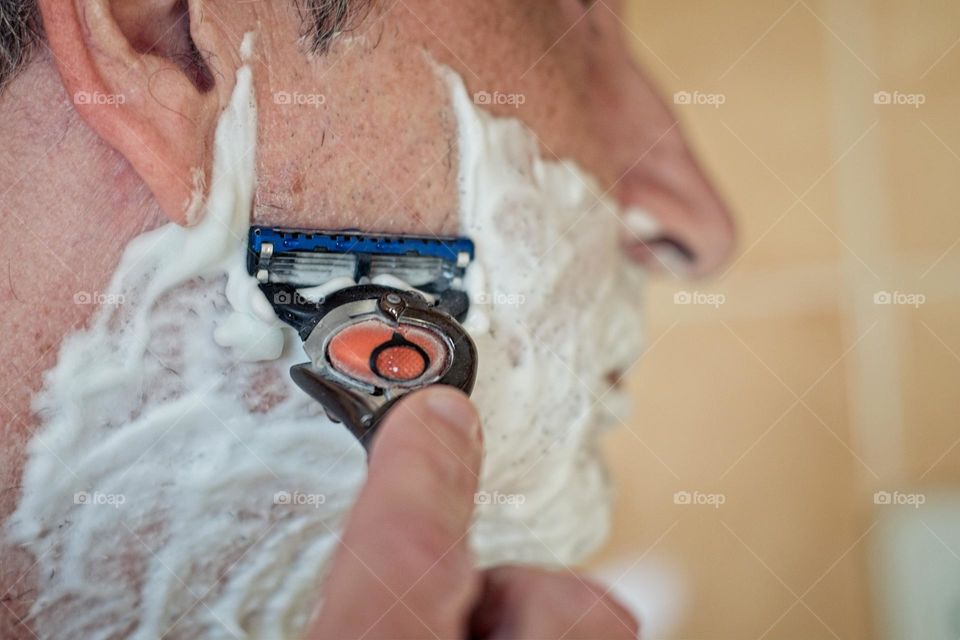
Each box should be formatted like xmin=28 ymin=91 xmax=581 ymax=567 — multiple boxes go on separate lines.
xmin=37 ymin=0 xmax=248 ymax=225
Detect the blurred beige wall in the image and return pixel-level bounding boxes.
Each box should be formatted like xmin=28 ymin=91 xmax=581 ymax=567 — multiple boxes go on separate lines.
xmin=594 ymin=1 xmax=960 ymax=638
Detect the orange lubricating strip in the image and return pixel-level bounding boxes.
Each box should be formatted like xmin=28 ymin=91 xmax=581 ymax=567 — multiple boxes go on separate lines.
xmin=374 ymin=346 xmax=427 ymax=381
xmin=328 ymin=319 xmax=447 ymax=386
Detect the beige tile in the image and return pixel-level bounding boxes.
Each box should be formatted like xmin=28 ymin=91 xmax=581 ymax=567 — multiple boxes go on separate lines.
xmin=602 ymin=2 xmax=960 ymax=638
xmin=901 ymin=301 xmax=960 ymax=484
xmin=882 ymin=108 xmax=960 ymax=256
xmin=874 ymin=0 xmax=960 ymax=79
xmin=597 ymin=314 xmax=869 ymax=637
xmin=874 ymin=0 xmax=960 ymax=254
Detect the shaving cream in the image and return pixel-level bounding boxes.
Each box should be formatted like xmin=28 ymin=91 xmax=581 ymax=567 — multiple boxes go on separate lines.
xmin=6 ymin=47 xmax=645 ymax=639
xmin=446 ymin=68 xmax=646 ymax=566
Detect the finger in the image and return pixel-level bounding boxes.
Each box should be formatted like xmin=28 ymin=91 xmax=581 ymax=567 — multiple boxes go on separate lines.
xmin=470 ymin=566 xmax=640 ymax=640
xmin=309 ymin=386 xmax=484 ymax=639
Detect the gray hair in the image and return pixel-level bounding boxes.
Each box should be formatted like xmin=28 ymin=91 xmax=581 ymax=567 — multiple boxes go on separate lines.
xmin=295 ymin=0 xmax=374 ymax=54
xmin=0 ymin=0 xmax=41 ymax=92
xmin=0 ymin=0 xmax=372 ymax=92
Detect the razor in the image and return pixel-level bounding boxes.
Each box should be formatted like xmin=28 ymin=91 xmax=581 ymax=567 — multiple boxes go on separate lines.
xmin=248 ymin=226 xmax=478 ymax=447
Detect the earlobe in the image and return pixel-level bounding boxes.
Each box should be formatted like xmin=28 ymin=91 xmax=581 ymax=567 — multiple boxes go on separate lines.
xmin=37 ymin=0 xmax=242 ymax=225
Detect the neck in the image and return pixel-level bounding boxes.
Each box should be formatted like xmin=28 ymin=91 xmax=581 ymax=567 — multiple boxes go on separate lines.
xmin=0 ymin=53 xmax=163 ymax=520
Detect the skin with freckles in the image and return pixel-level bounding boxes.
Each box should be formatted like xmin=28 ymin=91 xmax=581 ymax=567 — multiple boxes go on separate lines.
xmin=0 ymin=0 xmax=733 ymax=636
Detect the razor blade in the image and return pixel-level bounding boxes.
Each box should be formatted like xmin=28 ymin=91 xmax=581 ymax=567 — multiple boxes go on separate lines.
xmin=247 ymin=226 xmax=474 ymax=293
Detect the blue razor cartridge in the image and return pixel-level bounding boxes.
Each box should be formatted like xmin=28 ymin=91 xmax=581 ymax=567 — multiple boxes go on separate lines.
xmin=247 ymin=226 xmax=474 ymax=293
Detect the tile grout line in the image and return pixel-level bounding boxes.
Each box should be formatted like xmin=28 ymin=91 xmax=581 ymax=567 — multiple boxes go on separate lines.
xmin=822 ymin=0 xmax=906 ymax=484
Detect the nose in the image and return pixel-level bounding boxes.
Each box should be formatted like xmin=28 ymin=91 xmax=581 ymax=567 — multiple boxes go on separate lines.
xmin=584 ymin=2 xmax=736 ymax=278
xmin=615 ymin=140 xmax=737 ymax=279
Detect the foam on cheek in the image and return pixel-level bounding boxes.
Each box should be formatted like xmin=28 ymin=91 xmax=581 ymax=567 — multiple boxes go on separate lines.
xmin=7 ymin=36 xmax=367 ymax=639
xmin=442 ymin=68 xmax=647 ymax=566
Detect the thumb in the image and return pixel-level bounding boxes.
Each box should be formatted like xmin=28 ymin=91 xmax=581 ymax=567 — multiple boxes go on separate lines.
xmin=309 ymin=386 xmax=483 ymax=639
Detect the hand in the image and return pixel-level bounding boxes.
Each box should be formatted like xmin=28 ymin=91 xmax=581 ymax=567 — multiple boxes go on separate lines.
xmin=308 ymin=387 xmax=639 ymax=639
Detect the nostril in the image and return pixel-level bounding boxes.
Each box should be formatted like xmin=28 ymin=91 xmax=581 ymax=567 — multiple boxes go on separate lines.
xmin=625 ymin=237 xmax=696 ymax=278
xmin=620 ymin=192 xmax=736 ymax=278
xmin=647 ymin=236 xmax=695 ymax=262
xmin=621 ymin=207 xmax=697 ymax=278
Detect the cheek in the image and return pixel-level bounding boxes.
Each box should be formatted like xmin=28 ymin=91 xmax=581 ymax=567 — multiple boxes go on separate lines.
xmin=250 ymin=29 xmax=460 ymax=235
xmin=558 ymin=0 xmax=591 ymax=20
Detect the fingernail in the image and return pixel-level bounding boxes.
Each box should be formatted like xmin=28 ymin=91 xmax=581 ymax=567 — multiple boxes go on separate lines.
xmin=424 ymin=386 xmax=481 ymax=441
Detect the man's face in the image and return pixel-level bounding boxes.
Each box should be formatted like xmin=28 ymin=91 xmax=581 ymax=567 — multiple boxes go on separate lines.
xmin=1 ymin=0 xmax=734 ymax=636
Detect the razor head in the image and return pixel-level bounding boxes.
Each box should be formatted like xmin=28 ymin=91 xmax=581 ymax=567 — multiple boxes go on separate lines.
xmin=246 ymin=227 xmax=478 ymax=448
xmin=298 ymin=285 xmax=476 ymax=396
xmin=284 ymin=285 xmax=478 ymax=447
xmin=247 ymin=226 xmax=474 ymax=293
